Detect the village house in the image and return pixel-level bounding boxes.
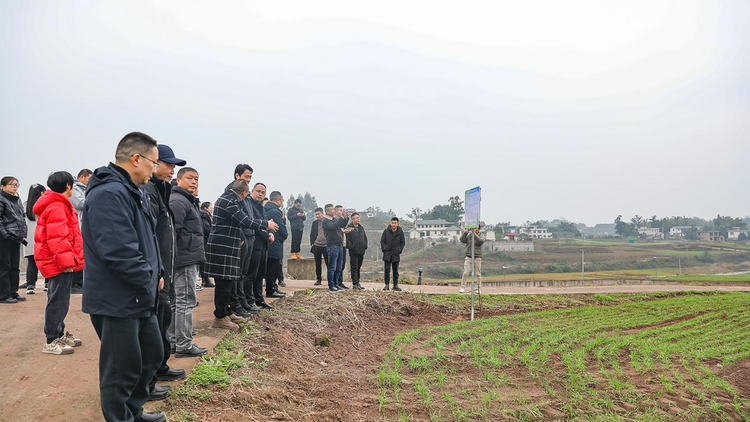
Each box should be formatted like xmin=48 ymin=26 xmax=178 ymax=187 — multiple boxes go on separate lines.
xmin=699 ymin=231 xmax=724 ymax=242
xmin=727 ymin=227 xmax=749 ymax=240
xmin=637 ymin=227 xmax=664 ymax=239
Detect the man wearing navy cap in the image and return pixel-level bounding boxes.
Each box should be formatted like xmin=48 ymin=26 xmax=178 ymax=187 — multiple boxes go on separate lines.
xmin=144 ymin=143 xmax=187 ymax=402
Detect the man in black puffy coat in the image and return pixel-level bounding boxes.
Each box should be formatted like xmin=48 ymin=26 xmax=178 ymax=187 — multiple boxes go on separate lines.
xmin=380 ymin=217 xmax=405 ymax=291
xmin=82 ymin=132 xmax=167 ymax=422
xmin=169 ymin=167 xmax=208 ymax=358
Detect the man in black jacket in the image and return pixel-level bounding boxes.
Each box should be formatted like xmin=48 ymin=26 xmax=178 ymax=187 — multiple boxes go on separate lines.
xmin=227 ymin=164 xmax=258 ymax=316
xmin=309 ymin=207 xmax=328 ymax=285
xmin=248 ymin=183 xmax=280 ymax=307
xmin=199 ymin=202 xmax=213 ymax=287
xmin=83 ymin=132 xmax=167 ymax=422
xmin=264 ymin=191 xmax=288 ymax=297
xmin=380 ymin=217 xmax=405 ymax=292
xmin=145 ymin=144 xmax=187 ymax=397
xmin=322 ymin=203 xmax=349 ymax=291
xmin=169 ymin=167 xmax=208 ymax=358
xmin=346 ymin=212 xmax=368 ymax=290
xmin=287 ymin=198 xmax=305 ymax=259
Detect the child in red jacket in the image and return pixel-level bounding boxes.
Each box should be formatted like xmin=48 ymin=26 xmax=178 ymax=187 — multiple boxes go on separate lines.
xmin=33 ymin=171 xmax=84 ymax=355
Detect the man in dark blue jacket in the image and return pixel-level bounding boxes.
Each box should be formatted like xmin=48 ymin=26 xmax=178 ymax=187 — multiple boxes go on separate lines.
xmin=82 ymin=132 xmax=167 ymax=422
xmin=264 ymin=191 xmax=288 ymax=297
xmin=248 ymin=183 xmax=281 ymax=307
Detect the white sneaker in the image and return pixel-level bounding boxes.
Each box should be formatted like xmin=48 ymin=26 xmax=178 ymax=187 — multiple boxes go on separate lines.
xmin=459 ymin=287 xmax=465 ymax=293
xmin=60 ymin=331 xmax=82 ymax=347
xmin=43 ymin=338 xmax=74 ymax=355
xmin=26 ymin=287 xmax=35 ymax=295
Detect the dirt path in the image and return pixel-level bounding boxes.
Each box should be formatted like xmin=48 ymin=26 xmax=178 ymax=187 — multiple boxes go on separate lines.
xmin=0 ymin=279 xmax=746 ymax=421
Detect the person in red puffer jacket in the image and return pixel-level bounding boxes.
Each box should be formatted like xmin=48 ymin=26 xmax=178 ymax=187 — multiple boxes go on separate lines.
xmin=33 ymin=171 xmax=85 ymax=355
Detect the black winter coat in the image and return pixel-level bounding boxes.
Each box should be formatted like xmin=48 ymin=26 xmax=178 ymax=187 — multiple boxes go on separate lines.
xmin=146 ymin=176 xmax=174 ymax=297
xmin=82 ymin=163 xmax=162 ymax=318
xmin=250 ymin=199 xmax=271 ymax=251
xmin=346 ymin=224 xmax=368 ymax=255
xmin=287 ymin=206 xmax=306 ymax=231
xmin=224 ymin=181 xmax=255 ymax=247
xmin=170 ymin=186 xmax=206 ymax=268
xmin=264 ymin=202 xmax=288 ymax=260
xmin=309 ymin=219 xmax=325 ymax=247
xmin=380 ymin=226 xmax=405 ymax=262
xmin=200 ymin=210 xmax=212 ymax=247
xmin=0 ymin=190 xmax=27 ymax=242
xmin=205 ymin=191 xmax=267 ymax=280
xmin=322 ymin=216 xmax=349 ymax=246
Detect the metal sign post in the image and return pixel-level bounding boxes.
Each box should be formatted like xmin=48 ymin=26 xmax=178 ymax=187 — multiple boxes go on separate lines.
xmin=465 ymin=186 xmax=481 ymax=321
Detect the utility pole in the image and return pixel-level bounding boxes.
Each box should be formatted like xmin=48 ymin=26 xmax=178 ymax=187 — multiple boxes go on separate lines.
xmin=678 ymin=256 xmax=682 ymax=276
xmin=581 ymin=250 xmax=585 ymax=280
xmin=653 ymin=257 xmax=658 ymax=277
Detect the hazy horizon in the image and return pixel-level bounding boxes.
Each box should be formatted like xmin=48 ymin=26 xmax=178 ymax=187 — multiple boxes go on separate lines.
xmin=1 ymin=1 xmax=748 ymax=226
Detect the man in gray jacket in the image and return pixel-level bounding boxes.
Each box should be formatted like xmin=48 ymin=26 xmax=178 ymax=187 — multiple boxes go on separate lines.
xmin=69 ymin=168 xmax=91 ymax=294
xmin=459 ymin=226 xmax=485 ymax=293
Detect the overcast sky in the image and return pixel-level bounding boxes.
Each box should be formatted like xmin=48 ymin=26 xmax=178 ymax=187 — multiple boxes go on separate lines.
xmin=1 ymin=1 xmax=748 ymax=226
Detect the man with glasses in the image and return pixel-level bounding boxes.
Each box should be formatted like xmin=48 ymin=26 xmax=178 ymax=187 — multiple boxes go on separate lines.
xmin=83 ymin=132 xmax=168 ymax=422
xmin=225 ymin=164 xmax=259 ymax=317
xmin=248 ymin=183 xmax=280 ymax=308
xmin=145 ymin=144 xmax=188 ymax=401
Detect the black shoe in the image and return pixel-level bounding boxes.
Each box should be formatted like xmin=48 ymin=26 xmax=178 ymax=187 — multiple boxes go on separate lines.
xmin=136 ymin=411 xmax=167 ymax=422
xmin=329 ymin=286 xmax=343 ymax=292
xmin=382 ymin=285 xmax=390 ymax=291
xmin=244 ymin=303 xmax=261 ymax=314
xmin=203 ymin=279 xmax=215 ymax=288
xmin=353 ymin=284 xmax=365 ymax=290
xmin=19 ymin=283 xmax=28 ymax=289
xmin=278 ymin=280 xmax=286 ymax=287
xmin=156 ymin=367 xmax=186 ymax=381
xmin=234 ymin=310 xmax=253 ymax=318
xmin=337 ymin=283 xmax=349 ymax=290
xmin=1 ymin=298 xmax=18 ymax=304
xmin=176 ymin=344 xmax=208 ymax=358
xmin=314 ymin=281 xmax=322 ymax=286
xmin=147 ymin=385 xmax=172 ymax=401
xmin=393 ymin=285 xmax=402 ymax=292
xmin=259 ymin=302 xmax=273 ymax=309
xmin=71 ymin=286 xmax=83 ymax=295
xmin=12 ymin=295 xmax=26 ymax=301
xmin=266 ymin=291 xmax=285 ymax=298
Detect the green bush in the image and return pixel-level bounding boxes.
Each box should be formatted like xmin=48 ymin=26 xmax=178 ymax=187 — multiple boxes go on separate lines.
xmin=546 ymin=263 xmax=574 ymax=273
xmin=426 ymin=265 xmax=464 ymax=278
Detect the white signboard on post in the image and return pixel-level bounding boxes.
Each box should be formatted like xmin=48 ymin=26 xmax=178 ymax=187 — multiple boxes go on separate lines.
xmin=464 ymin=186 xmax=481 ymax=229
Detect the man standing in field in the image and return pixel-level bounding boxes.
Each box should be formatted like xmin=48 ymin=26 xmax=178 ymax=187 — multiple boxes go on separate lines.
xmin=380 ymin=217 xmax=405 ymax=291
xmin=459 ymin=225 xmax=485 ymax=294
xmin=288 ymin=198 xmax=305 ymax=259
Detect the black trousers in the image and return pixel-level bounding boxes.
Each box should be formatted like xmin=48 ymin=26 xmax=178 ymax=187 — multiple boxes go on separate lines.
xmin=350 ymin=254 xmax=364 ymax=284
xmin=72 ymin=269 xmax=84 ymax=288
xmin=151 ymin=299 xmax=172 ymax=388
xmin=291 ymin=229 xmax=303 ymax=253
xmin=44 ymin=272 xmax=73 ymax=343
xmin=0 ymin=238 xmax=21 ymax=300
xmin=239 ymin=241 xmax=257 ymax=306
xmin=265 ymin=258 xmax=282 ymax=295
xmin=25 ymin=255 xmax=39 ymax=287
xmin=234 ymin=242 xmax=253 ymax=310
xmin=249 ymin=247 xmax=267 ymax=305
xmin=213 ymin=278 xmax=234 ymax=318
xmin=91 ymin=313 xmax=162 ymax=422
xmin=340 ymin=247 xmax=347 ymax=275
xmin=311 ymin=245 xmax=328 ymax=282
xmin=384 ymin=261 xmax=400 ymax=286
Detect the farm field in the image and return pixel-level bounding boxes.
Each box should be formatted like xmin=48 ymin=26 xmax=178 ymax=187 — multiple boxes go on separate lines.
xmin=159 ymin=290 xmax=750 ymax=421
xmin=378 ymin=292 xmax=750 ymax=421
xmin=658 ymin=274 xmax=750 ymax=283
